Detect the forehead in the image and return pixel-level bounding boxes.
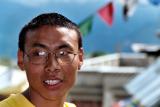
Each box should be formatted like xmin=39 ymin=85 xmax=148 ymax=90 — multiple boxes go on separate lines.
xmin=25 ymin=26 xmax=79 ymax=51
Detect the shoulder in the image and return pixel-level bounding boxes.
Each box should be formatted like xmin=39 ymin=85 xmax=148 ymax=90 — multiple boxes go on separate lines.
xmin=0 ymin=95 xmax=15 ymax=107
xmin=0 ymin=93 xmax=34 ymax=107
xmin=64 ymin=102 xmax=76 ymax=107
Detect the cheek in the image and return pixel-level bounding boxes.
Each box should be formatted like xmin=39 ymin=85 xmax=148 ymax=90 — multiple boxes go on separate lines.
xmin=24 ymin=63 xmax=44 ymax=83
xmin=62 ymin=62 xmax=79 ymax=83
xmin=63 ymin=59 xmax=78 ymax=73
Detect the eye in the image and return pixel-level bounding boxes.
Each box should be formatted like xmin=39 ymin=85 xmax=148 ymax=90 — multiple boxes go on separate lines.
xmin=38 ymin=51 xmax=46 ymax=56
xmin=56 ymin=50 xmax=71 ymax=58
xmin=30 ymin=50 xmax=47 ymax=57
xmin=58 ymin=51 xmax=68 ymax=56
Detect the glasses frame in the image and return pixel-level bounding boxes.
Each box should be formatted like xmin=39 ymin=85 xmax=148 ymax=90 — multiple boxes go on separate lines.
xmin=24 ymin=50 xmax=79 ymax=65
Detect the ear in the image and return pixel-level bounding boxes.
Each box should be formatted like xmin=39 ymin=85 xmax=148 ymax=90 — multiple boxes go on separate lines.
xmin=78 ymin=48 xmax=84 ymax=70
xmin=17 ymin=49 xmax=25 ymax=71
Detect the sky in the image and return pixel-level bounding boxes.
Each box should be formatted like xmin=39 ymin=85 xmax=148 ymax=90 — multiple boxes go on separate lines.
xmin=0 ymin=0 xmax=160 ymax=59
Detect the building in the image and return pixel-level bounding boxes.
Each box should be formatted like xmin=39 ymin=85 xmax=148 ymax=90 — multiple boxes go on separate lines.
xmin=0 ymin=65 xmax=28 ymax=98
xmin=69 ymin=53 xmax=151 ymax=107
xmin=125 ymin=57 xmax=160 ymax=107
xmin=0 ymin=53 xmax=156 ymax=107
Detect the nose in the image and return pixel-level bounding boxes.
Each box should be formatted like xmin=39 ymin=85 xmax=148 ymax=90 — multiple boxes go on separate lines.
xmin=44 ymin=53 xmax=61 ymax=73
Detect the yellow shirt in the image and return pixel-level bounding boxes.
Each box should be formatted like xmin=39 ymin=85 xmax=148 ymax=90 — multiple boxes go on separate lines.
xmin=0 ymin=93 xmax=76 ymax=107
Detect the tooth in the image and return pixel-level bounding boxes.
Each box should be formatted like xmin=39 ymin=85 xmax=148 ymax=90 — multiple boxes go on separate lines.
xmin=44 ymin=80 xmax=60 ymax=85
xmin=49 ymin=80 xmax=52 ymax=84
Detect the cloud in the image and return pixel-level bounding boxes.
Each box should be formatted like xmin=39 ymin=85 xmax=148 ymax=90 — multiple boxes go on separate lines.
xmin=58 ymin=0 xmax=99 ymax=3
xmin=8 ymin=0 xmax=100 ymax=7
xmin=139 ymin=0 xmax=150 ymax=5
xmin=8 ymin=0 xmax=51 ymax=7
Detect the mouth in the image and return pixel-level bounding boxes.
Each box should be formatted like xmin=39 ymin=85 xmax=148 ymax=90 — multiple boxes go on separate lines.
xmin=43 ymin=79 xmax=63 ymax=90
xmin=44 ymin=79 xmax=62 ymax=85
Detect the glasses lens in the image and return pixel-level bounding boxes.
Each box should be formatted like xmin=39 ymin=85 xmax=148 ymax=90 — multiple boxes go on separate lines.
xmin=28 ymin=50 xmax=47 ymax=64
xmin=27 ymin=49 xmax=76 ymax=65
xmin=56 ymin=50 xmax=76 ymax=65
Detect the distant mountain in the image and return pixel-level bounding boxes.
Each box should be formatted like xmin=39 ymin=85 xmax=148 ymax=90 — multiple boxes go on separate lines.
xmin=0 ymin=0 xmax=160 ymax=59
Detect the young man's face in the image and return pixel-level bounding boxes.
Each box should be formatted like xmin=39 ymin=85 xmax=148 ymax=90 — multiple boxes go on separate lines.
xmin=18 ymin=25 xmax=83 ymax=100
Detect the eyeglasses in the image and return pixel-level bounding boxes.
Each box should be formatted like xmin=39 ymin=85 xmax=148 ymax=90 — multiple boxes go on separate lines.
xmin=24 ymin=49 xmax=78 ymax=65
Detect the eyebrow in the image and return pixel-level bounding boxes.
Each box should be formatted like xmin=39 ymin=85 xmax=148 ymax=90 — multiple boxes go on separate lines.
xmin=31 ymin=43 xmax=74 ymax=51
xmin=56 ymin=43 xmax=74 ymax=51
xmin=32 ymin=43 xmax=47 ymax=49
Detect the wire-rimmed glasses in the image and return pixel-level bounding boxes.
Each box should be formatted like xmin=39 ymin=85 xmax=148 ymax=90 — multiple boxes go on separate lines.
xmin=24 ymin=49 xmax=78 ymax=65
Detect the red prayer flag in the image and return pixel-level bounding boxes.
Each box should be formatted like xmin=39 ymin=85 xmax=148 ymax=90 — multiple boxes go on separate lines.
xmin=98 ymin=2 xmax=114 ymax=26
xmin=122 ymin=0 xmax=138 ymax=21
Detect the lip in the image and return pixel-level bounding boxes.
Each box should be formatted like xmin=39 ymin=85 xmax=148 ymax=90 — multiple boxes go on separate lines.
xmin=43 ymin=78 xmax=63 ymax=90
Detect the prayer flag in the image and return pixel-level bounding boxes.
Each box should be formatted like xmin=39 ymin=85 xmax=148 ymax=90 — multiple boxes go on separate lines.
xmin=122 ymin=0 xmax=138 ymax=20
xmin=149 ymin=0 xmax=160 ymax=5
xmin=98 ymin=2 xmax=114 ymax=26
xmin=78 ymin=15 xmax=93 ymax=36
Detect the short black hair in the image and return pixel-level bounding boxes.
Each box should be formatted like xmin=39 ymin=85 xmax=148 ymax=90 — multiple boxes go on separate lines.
xmin=18 ymin=12 xmax=82 ymax=52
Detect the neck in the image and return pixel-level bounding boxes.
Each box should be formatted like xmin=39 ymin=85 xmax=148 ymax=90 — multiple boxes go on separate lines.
xmin=22 ymin=88 xmax=66 ymax=107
